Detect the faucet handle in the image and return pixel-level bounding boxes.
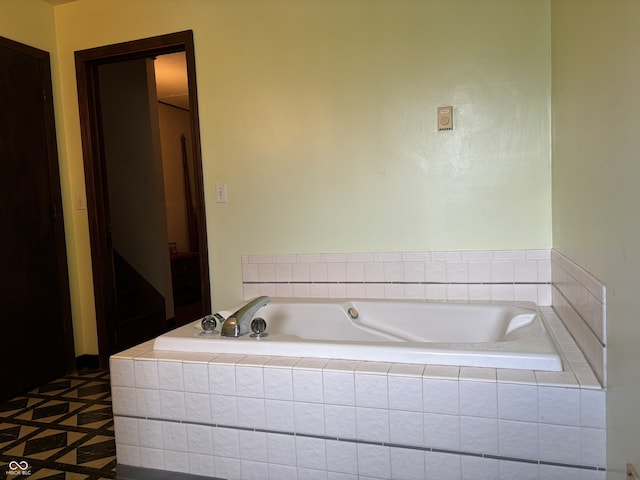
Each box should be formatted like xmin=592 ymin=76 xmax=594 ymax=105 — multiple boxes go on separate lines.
xmin=250 ymin=317 xmax=268 ymax=338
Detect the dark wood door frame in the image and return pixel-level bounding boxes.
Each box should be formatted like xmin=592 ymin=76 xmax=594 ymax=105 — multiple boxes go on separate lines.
xmin=75 ymin=31 xmax=211 ymax=368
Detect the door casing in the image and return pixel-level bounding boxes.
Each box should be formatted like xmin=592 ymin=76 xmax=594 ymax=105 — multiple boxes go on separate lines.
xmin=75 ymin=30 xmax=211 ymax=368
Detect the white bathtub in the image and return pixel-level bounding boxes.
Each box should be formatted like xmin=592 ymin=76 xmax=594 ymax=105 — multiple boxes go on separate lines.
xmin=153 ymin=297 xmax=562 ymax=371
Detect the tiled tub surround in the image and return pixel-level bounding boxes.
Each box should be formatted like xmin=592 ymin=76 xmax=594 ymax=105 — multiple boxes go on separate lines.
xmin=241 ymin=250 xmax=553 ymax=306
xmin=111 ymin=308 xmax=605 ymax=480
xmin=551 ymin=250 xmax=606 ymax=386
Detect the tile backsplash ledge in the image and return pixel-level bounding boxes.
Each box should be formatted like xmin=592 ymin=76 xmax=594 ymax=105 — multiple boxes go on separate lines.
xmin=242 ymin=249 xmax=552 ymax=306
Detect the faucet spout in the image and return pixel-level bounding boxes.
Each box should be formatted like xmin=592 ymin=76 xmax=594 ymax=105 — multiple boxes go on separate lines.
xmin=221 ymin=296 xmax=271 ymax=337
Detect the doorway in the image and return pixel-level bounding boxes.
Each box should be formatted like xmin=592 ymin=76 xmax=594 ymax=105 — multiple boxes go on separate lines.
xmin=75 ymin=31 xmax=211 ymax=368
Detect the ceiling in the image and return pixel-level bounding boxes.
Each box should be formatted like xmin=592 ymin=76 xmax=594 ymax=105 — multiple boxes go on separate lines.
xmin=154 ymin=52 xmax=189 ymax=110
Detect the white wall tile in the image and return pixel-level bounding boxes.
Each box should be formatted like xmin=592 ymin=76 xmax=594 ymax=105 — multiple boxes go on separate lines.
xmin=389 ymin=410 xmax=423 ymax=446
xmin=460 ymin=416 xmax=498 ymax=454
xmin=538 ymin=386 xmax=580 ymax=426
xmin=236 ymin=365 xmax=264 ymax=398
xmin=460 ymin=380 xmax=497 ymax=418
xmin=135 ymin=388 xmax=160 ymax=418
xmin=390 ymin=447 xmax=425 ymax=480
xmin=581 ymin=389 xmax=606 ymax=429
xmin=159 ymin=390 xmax=185 ymax=421
xmin=208 ymin=363 xmax=236 ymax=396
xmin=265 ymin=399 xmax=295 ymax=432
xmin=404 ymin=262 xmax=425 ymax=282
xmin=114 ymin=416 xmax=138 ymax=446
xmin=357 ymin=444 xmax=390 ymax=479
xmin=424 ymin=262 xmax=447 ymax=282
xmin=134 ymin=359 xmax=159 ymax=389
xmin=491 ymin=261 xmax=514 ymax=282
xmin=326 ymin=440 xmax=357 ymax=474
xmin=423 ymin=413 xmax=460 ymax=450
xmin=364 ymin=262 xmax=384 ymax=282
xmin=214 ymin=456 xmax=241 ymax=479
xmin=425 ymin=451 xmax=461 ymax=480
xmin=137 ymin=419 xmax=162 ymax=448
xmin=162 ymin=421 xmax=187 ymax=452
xmin=356 ymin=407 xmax=389 ymax=442
xmin=187 ymin=424 xmax=214 ymax=456
xmin=268 ymin=464 xmax=297 ymax=480
xmin=499 ymin=460 xmax=539 ymax=480
xmin=264 ymin=366 xmax=294 ymax=401
xmin=447 ymin=284 xmax=469 ymax=301
xmin=538 ymin=464 xmax=581 ymax=480
xmin=267 ymin=432 xmax=296 ymax=466
xmin=324 ymin=404 xmax=356 ymax=438
xmin=498 ymin=419 xmax=538 ymax=460
xmin=355 ymin=373 xmax=388 ymax=408
xmin=139 ymin=447 xmax=164 ymax=470
xmin=498 ymin=383 xmax=538 ymax=422
xmin=293 ymin=369 xmax=324 ymax=403
xmin=237 ymin=397 xmax=266 ymax=429
xmin=294 ymin=402 xmax=325 ymax=435
xmin=461 ymin=455 xmax=499 ymax=480
xmin=425 ymin=284 xmax=447 ymax=300
xmin=446 ymin=261 xmax=469 ymax=282
xmin=468 ymin=261 xmax=491 ymax=282
xmin=404 ymin=283 xmax=425 ymax=299
xmin=514 ymin=260 xmax=539 ymax=282
xmin=538 ymin=424 xmax=581 ymax=465
xmin=239 ymin=430 xmax=268 ymax=462
xmin=213 ymin=427 xmax=240 ymax=459
xmin=110 ymin=358 xmax=135 ymax=387
xmin=296 ymin=436 xmax=326 ymax=470
xmin=188 ymin=453 xmax=214 ymax=477
xmin=166 ymin=451 xmax=190 ymax=471
xmin=581 ymin=427 xmax=606 ymax=467
xmin=322 ymin=370 xmax=355 ymax=405
xmin=383 ymin=261 xmax=404 ymax=282
xmin=491 ymin=284 xmax=514 ymax=301
xmin=423 ymin=378 xmax=459 ymax=415
xmin=115 ymin=444 xmax=140 ymax=467
xmin=185 ymin=392 xmax=211 ymax=423
xmin=183 ymin=362 xmax=209 ymax=393
xmin=111 ymin=386 xmax=137 ymax=416
xmin=241 ymin=459 xmax=269 ymax=480
xmin=297 ymin=467 xmax=329 ymax=480
xmin=388 ymin=375 xmax=422 ymax=412
xmin=210 ymin=394 xmax=238 ymax=425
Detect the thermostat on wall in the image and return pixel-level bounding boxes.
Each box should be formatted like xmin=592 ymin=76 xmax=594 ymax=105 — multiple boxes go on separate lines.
xmin=438 ymin=106 xmax=453 ymax=131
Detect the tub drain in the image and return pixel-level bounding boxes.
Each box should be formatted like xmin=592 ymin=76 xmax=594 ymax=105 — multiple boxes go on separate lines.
xmin=347 ymin=307 xmax=359 ymax=319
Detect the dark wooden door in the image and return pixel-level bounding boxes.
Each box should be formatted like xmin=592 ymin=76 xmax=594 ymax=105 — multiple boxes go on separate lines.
xmin=0 ymin=36 xmax=74 ymax=402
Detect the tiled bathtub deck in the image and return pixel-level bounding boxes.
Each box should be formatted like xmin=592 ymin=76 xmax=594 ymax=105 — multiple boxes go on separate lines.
xmin=111 ymin=307 xmax=605 ymax=480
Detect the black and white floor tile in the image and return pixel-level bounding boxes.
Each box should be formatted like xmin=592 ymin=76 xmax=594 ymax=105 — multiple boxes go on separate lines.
xmin=0 ymin=371 xmax=115 ymax=480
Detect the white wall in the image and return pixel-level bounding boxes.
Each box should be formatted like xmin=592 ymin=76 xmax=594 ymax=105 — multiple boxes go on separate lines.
xmin=551 ymin=0 xmax=640 ymax=476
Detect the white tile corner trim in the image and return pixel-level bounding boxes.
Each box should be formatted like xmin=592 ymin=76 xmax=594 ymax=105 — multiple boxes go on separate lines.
xmin=241 ymin=249 xmax=552 ymax=306
xmin=551 ymin=250 xmax=606 ymax=387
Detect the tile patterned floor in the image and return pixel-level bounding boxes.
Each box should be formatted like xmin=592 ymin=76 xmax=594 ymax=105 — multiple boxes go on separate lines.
xmin=0 ymin=371 xmax=115 ymax=480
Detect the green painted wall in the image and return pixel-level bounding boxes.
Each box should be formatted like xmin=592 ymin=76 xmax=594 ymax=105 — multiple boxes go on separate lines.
xmin=551 ymin=0 xmax=640 ymax=476
xmin=50 ymin=0 xmax=551 ymax=355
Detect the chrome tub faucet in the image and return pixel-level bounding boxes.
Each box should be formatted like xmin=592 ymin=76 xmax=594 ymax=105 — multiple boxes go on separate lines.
xmin=221 ymin=296 xmax=271 ymax=337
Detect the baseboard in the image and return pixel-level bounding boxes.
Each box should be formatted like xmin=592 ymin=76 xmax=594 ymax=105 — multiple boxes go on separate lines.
xmin=75 ymin=354 xmax=100 ymax=373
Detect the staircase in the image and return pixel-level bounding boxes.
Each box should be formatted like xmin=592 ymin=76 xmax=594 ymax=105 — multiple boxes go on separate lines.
xmin=113 ymin=251 xmax=166 ymax=351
